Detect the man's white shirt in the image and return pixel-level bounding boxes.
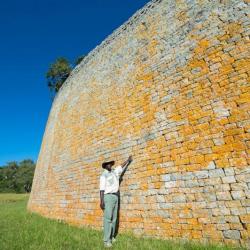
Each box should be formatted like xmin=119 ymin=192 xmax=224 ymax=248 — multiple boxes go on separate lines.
xmin=100 ymin=165 xmax=123 ymax=194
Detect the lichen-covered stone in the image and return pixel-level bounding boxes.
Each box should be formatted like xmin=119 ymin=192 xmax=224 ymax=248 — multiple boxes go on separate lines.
xmin=223 ymin=230 xmax=241 ymax=240
xmin=27 ymin=0 xmax=250 ymax=247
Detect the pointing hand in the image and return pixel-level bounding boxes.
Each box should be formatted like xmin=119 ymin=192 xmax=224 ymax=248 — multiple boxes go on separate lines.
xmin=128 ymin=155 xmax=133 ymax=163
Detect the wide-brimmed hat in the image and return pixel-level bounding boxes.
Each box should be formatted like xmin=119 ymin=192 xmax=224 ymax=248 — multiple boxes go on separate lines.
xmin=102 ymin=160 xmax=115 ymax=169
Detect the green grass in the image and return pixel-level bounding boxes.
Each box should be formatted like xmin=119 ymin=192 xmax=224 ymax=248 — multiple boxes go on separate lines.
xmin=0 ymin=193 xmax=244 ymax=250
xmin=0 ymin=193 xmax=29 ymax=202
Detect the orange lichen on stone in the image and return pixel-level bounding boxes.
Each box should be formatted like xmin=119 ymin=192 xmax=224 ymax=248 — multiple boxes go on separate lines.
xmin=27 ymin=0 xmax=250 ymax=248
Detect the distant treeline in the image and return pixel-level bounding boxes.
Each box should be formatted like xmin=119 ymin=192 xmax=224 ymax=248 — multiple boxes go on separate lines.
xmin=0 ymin=159 xmax=35 ymax=193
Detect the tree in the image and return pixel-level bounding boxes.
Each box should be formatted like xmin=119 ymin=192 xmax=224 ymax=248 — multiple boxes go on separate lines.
xmin=15 ymin=160 xmax=35 ymax=193
xmin=46 ymin=57 xmax=72 ymax=95
xmin=0 ymin=159 xmax=35 ymax=193
xmin=46 ymin=54 xmax=86 ymax=99
xmin=74 ymin=55 xmax=86 ymax=66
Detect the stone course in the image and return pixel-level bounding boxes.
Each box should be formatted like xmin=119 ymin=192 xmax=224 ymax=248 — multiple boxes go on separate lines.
xmin=28 ymin=0 xmax=250 ymax=247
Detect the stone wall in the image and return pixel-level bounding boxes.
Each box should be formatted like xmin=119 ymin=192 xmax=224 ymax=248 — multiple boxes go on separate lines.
xmin=27 ymin=0 xmax=250 ymax=247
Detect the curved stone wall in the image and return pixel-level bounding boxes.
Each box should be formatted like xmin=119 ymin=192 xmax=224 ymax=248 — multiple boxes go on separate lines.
xmin=28 ymin=0 xmax=250 ymax=247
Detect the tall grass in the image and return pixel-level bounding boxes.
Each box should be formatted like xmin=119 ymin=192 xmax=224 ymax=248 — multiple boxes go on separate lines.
xmin=0 ymin=193 xmax=244 ymax=250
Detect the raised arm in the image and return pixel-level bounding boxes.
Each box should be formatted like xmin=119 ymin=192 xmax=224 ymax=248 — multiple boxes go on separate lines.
xmin=120 ymin=155 xmax=133 ymax=175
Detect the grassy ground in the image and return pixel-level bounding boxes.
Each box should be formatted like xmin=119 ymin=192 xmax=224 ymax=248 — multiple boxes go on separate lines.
xmin=0 ymin=193 xmax=244 ymax=250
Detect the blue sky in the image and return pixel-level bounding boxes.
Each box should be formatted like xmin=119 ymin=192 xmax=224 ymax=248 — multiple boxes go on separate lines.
xmin=0 ymin=0 xmax=149 ymax=166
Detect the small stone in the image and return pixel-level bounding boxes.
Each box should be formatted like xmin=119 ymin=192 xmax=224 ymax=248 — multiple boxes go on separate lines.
xmin=211 ymin=216 xmax=225 ymax=224
xmin=165 ymin=181 xmax=176 ymax=188
xmin=210 ymin=62 xmax=222 ymax=71
xmin=185 ymin=179 xmax=199 ymax=187
xmin=223 ymin=230 xmax=241 ymax=240
xmin=156 ymin=210 xmax=170 ymax=218
xmin=222 ymin=176 xmax=236 ymax=184
xmin=217 ymin=223 xmax=230 ymax=230
xmin=159 ymin=203 xmax=173 ymax=209
xmin=205 ymin=177 xmax=222 ymax=185
xmin=241 ymin=199 xmax=250 ymax=207
xmin=224 ymin=167 xmax=234 ymax=176
xmin=156 ymin=195 xmax=165 ymax=203
xmin=214 ymin=183 xmax=230 ymax=192
xmin=182 ymin=172 xmax=195 ymax=180
xmin=212 ymin=207 xmax=230 ymax=216
xmin=230 ymin=207 xmax=246 ymax=216
xmin=213 ymin=107 xmax=230 ymax=118
xmin=195 ymin=170 xmax=209 ymax=179
xmin=209 ymin=168 xmax=225 ymax=178
xmin=198 ymin=217 xmax=211 ymax=224
xmin=230 ymin=183 xmax=248 ymax=190
xmin=225 ymin=215 xmax=240 ymax=223
xmin=186 ymin=91 xmax=193 ymax=98
xmin=245 ymin=190 xmax=250 ymax=199
xmin=235 ymin=174 xmax=250 ymax=183
xmin=231 ymin=190 xmax=245 ymax=200
xmin=204 ymin=192 xmax=217 ymax=202
xmin=206 ymin=160 xmax=216 ymax=169
xmin=179 ymin=210 xmax=193 ymax=218
xmin=162 ymin=161 xmax=175 ymax=167
xmin=216 ymin=191 xmax=232 ymax=201
xmin=172 ymin=194 xmax=186 ymax=203
xmin=171 ymin=173 xmax=182 ymax=180
xmin=162 ymin=174 xmax=171 ymax=182
xmin=213 ymin=138 xmax=224 ymax=146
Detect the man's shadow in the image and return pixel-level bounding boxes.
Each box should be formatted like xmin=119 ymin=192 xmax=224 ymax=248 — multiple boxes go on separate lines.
xmin=114 ymin=169 xmax=129 ymax=238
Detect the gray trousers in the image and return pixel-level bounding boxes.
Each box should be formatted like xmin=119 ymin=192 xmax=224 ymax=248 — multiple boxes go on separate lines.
xmin=103 ymin=193 xmax=118 ymax=243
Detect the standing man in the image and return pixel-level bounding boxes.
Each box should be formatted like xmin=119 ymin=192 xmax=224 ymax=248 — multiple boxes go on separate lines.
xmin=100 ymin=155 xmax=133 ymax=248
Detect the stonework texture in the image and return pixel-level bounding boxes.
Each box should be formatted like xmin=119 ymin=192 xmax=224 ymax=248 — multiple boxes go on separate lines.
xmin=27 ymin=0 xmax=250 ymax=247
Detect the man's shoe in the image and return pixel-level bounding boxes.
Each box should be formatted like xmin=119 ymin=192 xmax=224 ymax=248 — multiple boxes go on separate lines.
xmin=104 ymin=241 xmax=112 ymax=248
xmin=111 ymin=237 xmax=116 ymax=243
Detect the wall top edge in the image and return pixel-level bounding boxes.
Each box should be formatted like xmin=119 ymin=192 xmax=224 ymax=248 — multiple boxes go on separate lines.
xmin=52 ymin=0 xmax=163 ymax=104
